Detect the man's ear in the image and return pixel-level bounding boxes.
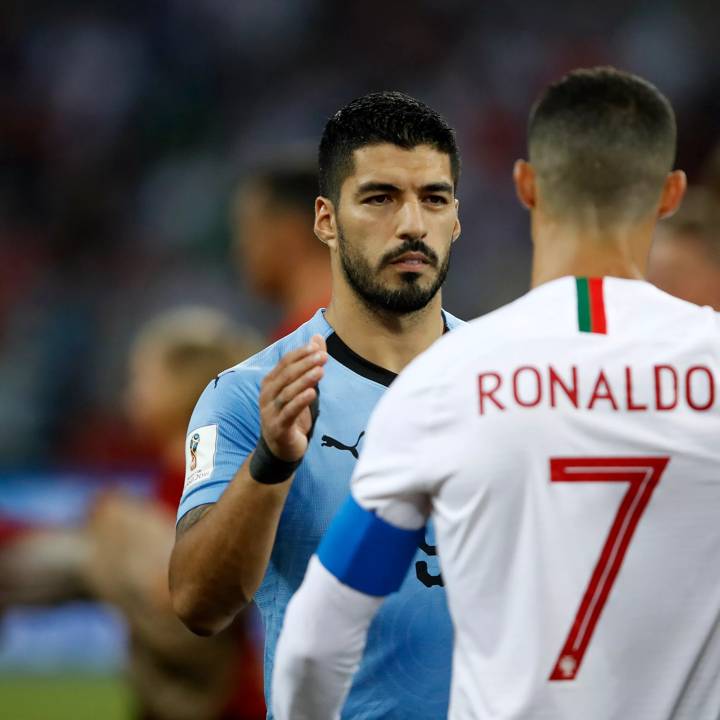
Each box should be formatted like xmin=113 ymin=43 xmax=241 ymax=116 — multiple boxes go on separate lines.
xmin=315 ymin=196 xmax=338 ymax=250
xmin=658 ymin=170 xmax=687 ymax=220
xmin=452 ymin=198 xmax=461 ymax=242
xmin=513 ymin=160 xmax=536 ymax=210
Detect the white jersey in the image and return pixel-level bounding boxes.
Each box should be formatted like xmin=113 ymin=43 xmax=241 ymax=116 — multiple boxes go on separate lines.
xmin=348 ymin=276 xmax=720 ymax=720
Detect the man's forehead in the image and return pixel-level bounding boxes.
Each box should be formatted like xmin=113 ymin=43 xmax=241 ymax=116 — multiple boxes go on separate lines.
xmin=348 ymin=143 xmax=453 ymax=186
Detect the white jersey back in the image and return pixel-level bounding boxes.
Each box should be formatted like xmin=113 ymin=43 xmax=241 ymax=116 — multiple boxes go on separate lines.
xmin=352 ymin=276 xmax=720 ymax=720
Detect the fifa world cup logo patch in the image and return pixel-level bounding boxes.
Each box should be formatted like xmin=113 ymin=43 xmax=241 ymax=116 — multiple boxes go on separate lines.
xmin=184 ymin=425 xmax=217 ymax=490
xmin=189 ymin=433 xmax=200 ymax=471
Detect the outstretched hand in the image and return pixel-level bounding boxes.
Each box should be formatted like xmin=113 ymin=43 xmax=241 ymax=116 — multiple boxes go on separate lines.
xmin=259 ymin=334 xmax=327 ymax=462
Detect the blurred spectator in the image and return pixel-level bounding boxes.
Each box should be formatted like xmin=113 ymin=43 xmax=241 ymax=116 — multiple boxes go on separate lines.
xmin=0 ymin=307 xmax=266 ymax=720
xmin=231 ymin=156 xmax=331 ymax=340
xmin=4 ymin=3 xmax=720 ymax=464
xmin=647 ymin=187 xmax=720 ymax=310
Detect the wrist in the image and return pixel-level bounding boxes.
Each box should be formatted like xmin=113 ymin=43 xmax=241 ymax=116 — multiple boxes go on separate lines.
xmin=250 ymin=385 xmax=320 ymax=485
xmin=249 ymin=436 xmax=301 ymax=485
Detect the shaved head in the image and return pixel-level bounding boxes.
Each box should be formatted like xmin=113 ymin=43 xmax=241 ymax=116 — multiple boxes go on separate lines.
xmin=529 ymin=67 xmax=676 ymax=224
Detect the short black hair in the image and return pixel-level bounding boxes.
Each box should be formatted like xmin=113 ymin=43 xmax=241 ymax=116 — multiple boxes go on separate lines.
xmin=244 ymin=153 xmax=318 ymax=216
xmin=319 ymin=91 xmax=460 ymax=203
xmin=528 ymin=67 xmax=676 ymax=222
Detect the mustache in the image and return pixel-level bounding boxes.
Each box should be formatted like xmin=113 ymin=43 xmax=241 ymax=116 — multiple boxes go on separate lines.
xmin=380 ymin=239 xmax=439 ymax=268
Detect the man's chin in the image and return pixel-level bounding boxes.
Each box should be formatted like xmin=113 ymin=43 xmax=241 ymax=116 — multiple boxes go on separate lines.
xmin=369 ymin=284 xmax=441 ymax=314
xmin=390 ymin=278 xmax=439 ymax=301
xmin=382 ymin=265 xmax=435 ymax=284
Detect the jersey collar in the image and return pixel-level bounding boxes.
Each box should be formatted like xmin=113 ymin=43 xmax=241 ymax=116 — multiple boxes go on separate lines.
xmin=325 ymin=311 xmax=450 ymax=388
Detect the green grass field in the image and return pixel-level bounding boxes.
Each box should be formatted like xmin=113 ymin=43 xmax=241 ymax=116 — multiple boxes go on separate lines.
xmin=0 ymin=675 xmax=132 ymax=720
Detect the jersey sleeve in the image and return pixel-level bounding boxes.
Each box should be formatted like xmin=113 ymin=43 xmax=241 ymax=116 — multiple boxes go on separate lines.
xmin=176 ymin=368 xmax=261 ymax=523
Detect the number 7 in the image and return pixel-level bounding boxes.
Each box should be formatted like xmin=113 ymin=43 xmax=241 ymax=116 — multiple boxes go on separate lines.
xmin=549 ymin=457 xmax=669 ymax=681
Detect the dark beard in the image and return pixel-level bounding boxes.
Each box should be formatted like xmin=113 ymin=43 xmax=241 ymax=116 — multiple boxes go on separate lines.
xmin=337 ymin=229 xmax=451 ymax=314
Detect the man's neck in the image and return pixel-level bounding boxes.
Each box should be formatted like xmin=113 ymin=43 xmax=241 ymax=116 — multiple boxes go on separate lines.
xmin=530 ymin=214 xmax=654 ymax=288
xmin=324 ymin=283 xmax=446 ymax=375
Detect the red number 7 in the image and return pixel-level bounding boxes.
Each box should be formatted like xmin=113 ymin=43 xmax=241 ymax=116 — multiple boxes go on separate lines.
xmin=549 ymin=457 xmax=669 ymax=681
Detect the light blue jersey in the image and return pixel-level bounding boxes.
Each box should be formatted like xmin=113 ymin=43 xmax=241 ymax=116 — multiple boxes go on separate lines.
xmin=178 ymin=309 xmax=462 ymax=719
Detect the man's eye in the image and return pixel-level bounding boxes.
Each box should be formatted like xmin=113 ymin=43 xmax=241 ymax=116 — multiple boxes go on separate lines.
xmin=425 ymin=195 xmax=449 ymax=205
xmin=365 ymin=195 xmax=391 ymax=205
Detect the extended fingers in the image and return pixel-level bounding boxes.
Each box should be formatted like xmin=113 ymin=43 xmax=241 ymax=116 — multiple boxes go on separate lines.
xmin=272 ymin=365 xmax=324 ymax=414
xmin=274 ymin=387 xmax=318 ymax=432
xmin=260 ymin=345 xmax=327 ymax=409
xmin=263 ymin=343 xmax=316 ymax=384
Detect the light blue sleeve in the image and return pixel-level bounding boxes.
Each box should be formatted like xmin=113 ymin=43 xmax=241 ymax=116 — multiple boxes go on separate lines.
xmin=176 ymin=368 xmax=262 ymax=523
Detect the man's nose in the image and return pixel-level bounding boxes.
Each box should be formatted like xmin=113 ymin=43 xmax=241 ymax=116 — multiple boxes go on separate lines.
xmin=396 ymin=200 xmax=427 ymax=240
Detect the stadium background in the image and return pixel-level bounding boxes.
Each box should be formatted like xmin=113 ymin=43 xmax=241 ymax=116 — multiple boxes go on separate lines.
xmin=1 ymin=1 xmax=719 ymax=717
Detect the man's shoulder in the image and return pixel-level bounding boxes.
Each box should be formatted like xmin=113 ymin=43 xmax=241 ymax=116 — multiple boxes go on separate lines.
xmin=424 ymin=292 xmax=545 ymax=361
xmin=393 ymin=285 xmax=571 ymax=396
xmin=212 ymin=310 xmax=335 ymax=389
xmin=241 ymin=309 xmax=333 ymax=369
xmin=188 ymin=310 xmax=334 ymax=428
xmin=438 ymin=277 xmax=581 ymax=350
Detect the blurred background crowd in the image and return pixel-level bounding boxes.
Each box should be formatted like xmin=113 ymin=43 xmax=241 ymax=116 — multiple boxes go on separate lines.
xmin=2 ymin=0 xmax=720 ymax=718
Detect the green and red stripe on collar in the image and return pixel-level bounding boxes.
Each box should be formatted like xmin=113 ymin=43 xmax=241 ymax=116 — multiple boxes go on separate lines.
xmin=575 ymin=277 xmax=607 ymax=334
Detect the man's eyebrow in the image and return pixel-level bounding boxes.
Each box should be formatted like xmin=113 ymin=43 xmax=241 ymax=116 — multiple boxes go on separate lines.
xmin=421 ymin=182 xmax=454 ymax=194
xmin=355 ymin=181 xmax=454 ymax=195
xmin=356 ymin=182 xmax=400 ymax=195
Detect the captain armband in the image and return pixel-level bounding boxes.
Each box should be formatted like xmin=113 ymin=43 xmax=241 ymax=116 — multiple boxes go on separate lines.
xmin=318 ymin=495 xmax=424 ymax=596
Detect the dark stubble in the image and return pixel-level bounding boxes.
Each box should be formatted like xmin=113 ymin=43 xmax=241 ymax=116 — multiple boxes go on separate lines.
xmin=337 ymin=227 xmax=452 ymax=314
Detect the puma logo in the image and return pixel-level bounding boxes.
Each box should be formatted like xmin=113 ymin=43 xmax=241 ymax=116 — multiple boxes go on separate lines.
xmin=321 ymin=431 xmax=365 ymax=459
xmin=416 ymin=538 xmax=445 ymax=588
